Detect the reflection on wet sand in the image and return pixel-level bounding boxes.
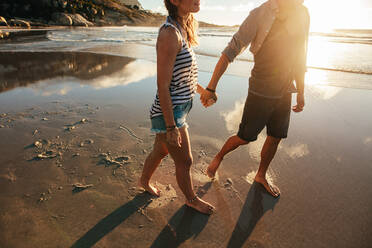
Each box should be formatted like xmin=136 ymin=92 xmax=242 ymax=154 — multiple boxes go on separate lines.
xmin=220 ymin=99 xmax=245 ymax=133
xmin=364 ymin=137 xmax=372 ymax=145
xmin=281 ymin=143 xmax=310 ymax=159
xmin=0 ymin=51 xmax=140 ymax=93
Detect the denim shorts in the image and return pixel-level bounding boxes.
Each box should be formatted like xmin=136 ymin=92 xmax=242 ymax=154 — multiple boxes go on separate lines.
xmin=150 ymin=100 xmax=193 ymax=133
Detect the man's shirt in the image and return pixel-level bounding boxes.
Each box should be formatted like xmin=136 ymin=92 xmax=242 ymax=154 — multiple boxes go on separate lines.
xmin=222 ymin=0 xmax=310 ymax=98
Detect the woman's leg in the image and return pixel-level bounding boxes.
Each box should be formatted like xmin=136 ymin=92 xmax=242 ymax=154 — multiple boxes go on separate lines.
xmin=166 ymin=126 xmax=215 ymax=214
xmin=140 ymin=133 xmax=168 ymax=196
xmin=206 ymin=135 xmax=249 ymax=178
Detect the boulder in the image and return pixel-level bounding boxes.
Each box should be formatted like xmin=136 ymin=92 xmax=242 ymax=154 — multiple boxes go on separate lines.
xmin=51 ymin=12 xmax=73 ymax=26
xmin=68 ymin=14 xmax=93 ymax=27
xmin=58 ymin=0 xmax=67 ymax=9
xmin=9 ymin=19 xmax=31 ymax=28
xmin=91 ymin=8 xmax=98 ymax=16
xmin=0 ymin=16 xmax=8 ymax=26
xmin=0 ymin=31 xmax=10 ymax=39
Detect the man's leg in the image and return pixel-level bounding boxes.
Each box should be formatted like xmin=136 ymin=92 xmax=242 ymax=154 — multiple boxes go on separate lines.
xmin=207 ymin=93 xmax=269 ymax=178
xmin=254 ymin=136 xmax=281 ymax=197
xmin=206 ymin=135 xmax=249 ymax=178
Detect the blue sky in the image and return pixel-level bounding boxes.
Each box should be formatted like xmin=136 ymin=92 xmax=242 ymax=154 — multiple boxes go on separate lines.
xmin=139 ymin=0 xmax=372 ymax=30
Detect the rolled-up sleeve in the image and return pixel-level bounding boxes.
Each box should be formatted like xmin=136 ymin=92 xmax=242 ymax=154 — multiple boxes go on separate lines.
xmin=295 ymin=8 xmax=310 ymax=74
xmin=222 ymin=9 xmax=258 ymax=62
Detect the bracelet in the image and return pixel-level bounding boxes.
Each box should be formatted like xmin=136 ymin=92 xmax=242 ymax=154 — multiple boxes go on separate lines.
xmin=166 ymin=125 xmax=176 ymax=130
xmin=206 ymin=87 xmax=216 ymax=93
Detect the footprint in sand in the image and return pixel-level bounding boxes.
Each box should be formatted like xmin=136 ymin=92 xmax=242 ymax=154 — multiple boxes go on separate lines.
xmin=192 ymin=162 xmax=220 ymax=183
xmin=146 ymin=182 xmax=178 ymax=209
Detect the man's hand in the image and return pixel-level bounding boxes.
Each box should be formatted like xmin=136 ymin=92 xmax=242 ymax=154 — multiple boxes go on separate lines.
xmin=166 ymin=128 xmax=181 ymax=147
xmin=292 ymin=93 xmax=305 ymax=112
xmin=200 ymin=89 xmax=218 ymax=108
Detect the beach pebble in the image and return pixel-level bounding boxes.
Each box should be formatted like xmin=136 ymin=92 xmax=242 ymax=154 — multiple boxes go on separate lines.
xmin=115 ymin=156 xmax=129 ymax=162
xmin=58 ymin=186 xmax=63 ymax=190
xmin=72 ymin=183 xmax=93 ymax=192
xmin=139 ymin=225 xmax=144 ymax=228
xmin=80 ymin=118 xmax=88 ymax=123
xmin=65 ymin=125 xmax=76 ymax=131
xmin=34 ymin=141 xmax=42 ymax=148
xmin=36 ymin=151 xmax=57 ymax=160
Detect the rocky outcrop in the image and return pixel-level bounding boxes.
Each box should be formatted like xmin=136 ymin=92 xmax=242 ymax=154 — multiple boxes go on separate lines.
xmin=69 ymin=13 xmax=94 ymax=26
xmin=0 ymin=0 xmax=164 ymax=28
xmin=8 ymin=19 xmax=31 ymax=28
xmin=0 ymin=16 xmax=8 ymax=26
xmin=0 ymin=0 xmax=219 ymax=29
xmin=50 ymin=12 xmax=93 ymax=26
xmin=51 ymin=13 xmax=73 ymax=26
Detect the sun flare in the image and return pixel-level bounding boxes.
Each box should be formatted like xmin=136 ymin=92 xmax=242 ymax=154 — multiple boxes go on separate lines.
xmin=304 ymin=0 xmax=365 ymax=31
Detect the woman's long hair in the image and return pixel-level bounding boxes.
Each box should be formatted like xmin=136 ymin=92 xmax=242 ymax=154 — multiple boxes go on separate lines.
xmin=164 ymin=0 xmax=198 ymax=46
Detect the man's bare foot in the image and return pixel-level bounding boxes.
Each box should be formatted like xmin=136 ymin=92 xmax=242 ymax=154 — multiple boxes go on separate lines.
xmin=139 ymin=179 xmax=161 ymax=197
xmin=206 ymin=156 xmax=222 ymax=178
xmin=185 ymin=196 xmax=215 ymax=215
xmin=254 ymin=176 xmax=280 ymax=197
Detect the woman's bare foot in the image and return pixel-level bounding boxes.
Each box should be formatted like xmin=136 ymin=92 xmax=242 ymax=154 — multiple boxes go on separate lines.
xmin=139 ymin=179 xmax=161 ymax=197
xmin=254 ymin=176 xmax=280 ymax=197
xmin=206 ymin=156 xmax=222 ymax=178
xmin=186 ymin=196 xmax=215 ymax=215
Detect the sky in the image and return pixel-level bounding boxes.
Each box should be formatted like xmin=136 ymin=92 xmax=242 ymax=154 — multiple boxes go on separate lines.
xmin=139 ymin=0 xmax=372 ymax=30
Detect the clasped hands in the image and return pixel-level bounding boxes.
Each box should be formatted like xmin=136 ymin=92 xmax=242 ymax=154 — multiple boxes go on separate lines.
xmin=199 ymin=87 xmax=218 ymax=108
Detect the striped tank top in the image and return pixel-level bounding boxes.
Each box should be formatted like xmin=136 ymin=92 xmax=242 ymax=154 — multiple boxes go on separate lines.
xmin=150 ymin=17 xmax=198 ymax=119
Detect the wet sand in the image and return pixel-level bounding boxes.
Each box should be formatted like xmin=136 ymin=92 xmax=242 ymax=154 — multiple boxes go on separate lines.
xmin=0 ymin=47 xmax=371 ymax=248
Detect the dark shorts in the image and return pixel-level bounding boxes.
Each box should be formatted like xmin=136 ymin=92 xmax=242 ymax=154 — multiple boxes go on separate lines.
xmin=237 ymin=92 xmax=292 ymax=142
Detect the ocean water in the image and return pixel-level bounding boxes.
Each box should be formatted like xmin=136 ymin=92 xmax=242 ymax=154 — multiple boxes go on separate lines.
xmin=2 ymin=26 xmax=372 ymax=74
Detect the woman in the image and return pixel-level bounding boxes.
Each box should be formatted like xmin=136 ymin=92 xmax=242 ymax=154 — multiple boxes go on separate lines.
xmin=139 ymin=0 xmax=215 ymax=215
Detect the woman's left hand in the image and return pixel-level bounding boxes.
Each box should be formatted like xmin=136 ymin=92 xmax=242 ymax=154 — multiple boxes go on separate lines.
xmin=200 ymin=89 xmax=218 ymax=108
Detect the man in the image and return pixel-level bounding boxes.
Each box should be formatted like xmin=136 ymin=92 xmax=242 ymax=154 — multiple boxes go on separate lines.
xmin=201 ymin=0 xmax=310 ymax=197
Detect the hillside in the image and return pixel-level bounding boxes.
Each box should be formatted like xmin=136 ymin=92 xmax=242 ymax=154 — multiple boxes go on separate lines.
xmin=0 ymin=0 xmax=165 ymax=28
xmin=0 ymin=0 xmax=220 ymax=28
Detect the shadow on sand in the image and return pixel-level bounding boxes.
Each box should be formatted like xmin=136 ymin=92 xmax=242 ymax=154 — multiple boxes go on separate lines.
xmin=70 ymin=192 xmax=153 ymax=248
xmin=226 ymin=182 xmax=279 ymax=248
xmin=150 ymin=182 xmax=213 ymax=248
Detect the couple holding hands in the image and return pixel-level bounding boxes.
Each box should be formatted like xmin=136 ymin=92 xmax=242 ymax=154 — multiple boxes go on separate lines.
xmin=140 ymin=0 xmax=310 ymax=215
